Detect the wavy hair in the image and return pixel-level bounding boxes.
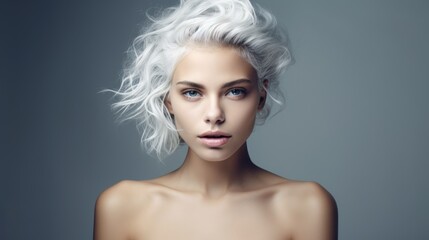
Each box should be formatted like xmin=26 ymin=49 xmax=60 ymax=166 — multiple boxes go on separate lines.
xmin=107 ymin=0 xmax=292 ymax=159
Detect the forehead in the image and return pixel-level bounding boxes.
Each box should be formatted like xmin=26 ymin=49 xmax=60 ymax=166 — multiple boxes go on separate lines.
xmin=172 ymin=45 xmax=257 ymax=84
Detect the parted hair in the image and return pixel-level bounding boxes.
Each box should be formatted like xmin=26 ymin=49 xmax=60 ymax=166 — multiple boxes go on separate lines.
xmin=108 ymin=0 xmax=292 ymax=159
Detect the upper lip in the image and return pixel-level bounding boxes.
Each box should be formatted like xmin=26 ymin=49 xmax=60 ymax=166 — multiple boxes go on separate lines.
xmin=198 ymin=131 xmax=231 ymax=138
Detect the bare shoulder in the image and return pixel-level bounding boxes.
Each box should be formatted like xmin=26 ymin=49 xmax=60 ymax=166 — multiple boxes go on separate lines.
xmin=93 ymin=180 xmax=160 ymax=239
xmin=278 ymin=181 xmax=335 ymax=207
xmin=96 ymin=180 xmax=150 ymax=211
xmin=272 ymin=181 xmax=338 ymax=240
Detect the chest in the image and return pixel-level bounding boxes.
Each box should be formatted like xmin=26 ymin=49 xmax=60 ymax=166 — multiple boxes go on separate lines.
xmin=128 ymin=198 xmax=290 ymax=240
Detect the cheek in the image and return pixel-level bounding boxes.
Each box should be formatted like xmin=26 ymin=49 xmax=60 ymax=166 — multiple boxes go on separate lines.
xmin=227 ymin=100 xmax=258 ymax=128
xmin=169 ymin=100 xmax=198 ymax=133
xmin=171 ymin=107 xmax=187 ymax=129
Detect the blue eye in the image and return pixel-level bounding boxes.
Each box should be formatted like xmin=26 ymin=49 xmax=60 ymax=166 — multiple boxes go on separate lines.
xmin=227 ymin=88 xmax=246 ymax=98
xmin=183 ymin=90 xmax=201 ymax=99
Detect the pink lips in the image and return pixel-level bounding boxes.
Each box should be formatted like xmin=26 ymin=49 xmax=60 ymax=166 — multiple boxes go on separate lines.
xmin=198 ymin=131 xmax=231 ymax=147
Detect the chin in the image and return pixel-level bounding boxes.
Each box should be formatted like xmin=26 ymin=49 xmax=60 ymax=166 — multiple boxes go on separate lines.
xmin=197 ymin=150 xmax=234 ymax=162
xmin=189 ymin=148 xmax=229 ymax=162
xmin=190 ymin=144 xmax=245 ymax=162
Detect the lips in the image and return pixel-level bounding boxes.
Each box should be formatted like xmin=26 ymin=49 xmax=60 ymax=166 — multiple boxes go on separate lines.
xmin=198 ymin=131 xmax=231 ymax=147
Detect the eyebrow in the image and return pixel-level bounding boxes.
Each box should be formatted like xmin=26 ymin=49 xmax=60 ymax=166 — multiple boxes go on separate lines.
xmin=176 ymin=79 xmax=253 ymax=89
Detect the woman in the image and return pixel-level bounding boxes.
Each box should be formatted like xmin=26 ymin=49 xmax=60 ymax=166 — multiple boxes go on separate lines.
xmin=94 ymin=0 xmax=337 ymax=239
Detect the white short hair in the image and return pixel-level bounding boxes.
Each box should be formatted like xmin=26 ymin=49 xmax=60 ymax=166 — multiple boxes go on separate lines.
xmin=109 ymin=0 xmax=292 ymax=159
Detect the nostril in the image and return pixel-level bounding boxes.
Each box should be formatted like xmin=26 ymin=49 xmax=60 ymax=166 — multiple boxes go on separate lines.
xmin=204 ymin=115 xmax=225 ymax=124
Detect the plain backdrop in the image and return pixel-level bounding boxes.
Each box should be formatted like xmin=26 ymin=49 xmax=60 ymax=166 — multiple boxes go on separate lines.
xmin=2 ymin=0 xmax=429 ymax=239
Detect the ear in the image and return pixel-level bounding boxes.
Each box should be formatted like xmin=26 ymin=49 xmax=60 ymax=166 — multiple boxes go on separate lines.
xmin=164 ymin=93 xmax=174 ymax=114
xmin=258 ymin=79 xmax=269 ymax=110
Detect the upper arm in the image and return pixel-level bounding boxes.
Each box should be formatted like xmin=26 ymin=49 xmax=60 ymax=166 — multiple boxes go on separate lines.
xmin=292 ymin=182 xmax=338 ymax=240
xmin=93 ymin=181 xmax=133 ymax=240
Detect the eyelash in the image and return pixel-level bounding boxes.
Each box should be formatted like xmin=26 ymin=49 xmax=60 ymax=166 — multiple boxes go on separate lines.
xmin=181 ymin=88 xmax=247 ymax=100
xmin=227 ymin=88 xmax=247 ymax=98
xmin=183 ymin=90 xmax=201 ymax=100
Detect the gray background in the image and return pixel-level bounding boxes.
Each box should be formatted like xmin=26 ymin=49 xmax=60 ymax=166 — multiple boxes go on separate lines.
xmin=2 ymin=0 xmax=428 ymax=239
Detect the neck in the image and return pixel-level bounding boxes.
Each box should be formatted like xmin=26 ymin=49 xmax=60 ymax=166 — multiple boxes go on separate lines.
xmin=171 ymin=143 xmax=257 ymax=198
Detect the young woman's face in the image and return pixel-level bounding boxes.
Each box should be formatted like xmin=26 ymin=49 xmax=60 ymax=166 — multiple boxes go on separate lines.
xmin=166 ymin=45 xmax=266 ymax=161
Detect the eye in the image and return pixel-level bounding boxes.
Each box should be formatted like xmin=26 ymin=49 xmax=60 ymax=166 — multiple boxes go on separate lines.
xmin=226 ymin=88 xmax=247 ymax=99
xmin=182 ymin=89 xmax=202 ymax=100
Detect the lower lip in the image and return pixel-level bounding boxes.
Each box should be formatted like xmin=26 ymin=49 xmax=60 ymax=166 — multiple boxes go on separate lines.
xmin=199 ymin=137 xmax=230 ymax=147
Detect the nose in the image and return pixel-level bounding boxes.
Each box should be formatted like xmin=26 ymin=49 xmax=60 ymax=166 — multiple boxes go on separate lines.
xmin=204 ymin=96 xmax=225 ymax=125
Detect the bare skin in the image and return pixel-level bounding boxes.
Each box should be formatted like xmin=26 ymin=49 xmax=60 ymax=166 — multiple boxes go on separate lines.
xmin=94 ymin=46 xmax=337 ymax=240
